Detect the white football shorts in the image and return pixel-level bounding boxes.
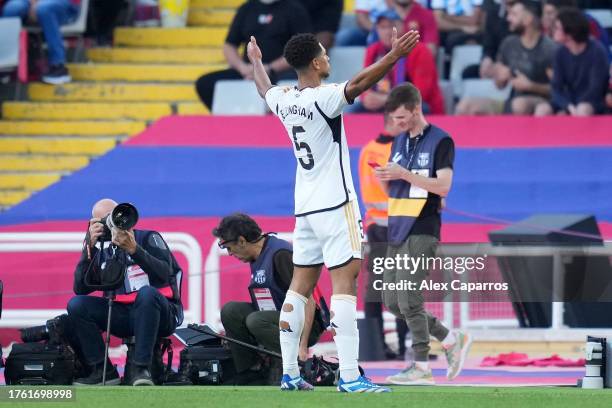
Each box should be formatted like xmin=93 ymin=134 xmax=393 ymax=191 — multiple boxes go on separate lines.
xmin=292 ymin=200 xmax=364 ymax=269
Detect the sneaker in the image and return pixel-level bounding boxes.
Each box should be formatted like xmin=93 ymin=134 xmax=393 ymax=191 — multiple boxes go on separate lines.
xmin=74 ymin=364 xmax=121 ymax=385
xmin=386 ymin=364 xmax=434 ymax=386
xmin=337 ymin=376 xmax=391 ymax=393
xmin=130 ymin=367 xmax=154 ymax=386
xmin=42 ymin=65 xmax=71 ymax=85
xmin=445 ymin=331 xmax=473 ymax=380
xmin=280 ymin=374 xmax=314 ymax=391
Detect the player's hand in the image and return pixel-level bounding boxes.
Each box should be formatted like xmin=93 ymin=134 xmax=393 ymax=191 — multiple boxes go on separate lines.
xmin=247 ymin=36 xmax=263 ymax=63
xmin=390 ymin=28 xmax=419 ymax=60
xmin=112 ymin=228 xmax=137 ymax=255
xmin=376 ymin=162 xmax=408 ymax=181
xmin=88 ymin=218 xmax=104 ymax=247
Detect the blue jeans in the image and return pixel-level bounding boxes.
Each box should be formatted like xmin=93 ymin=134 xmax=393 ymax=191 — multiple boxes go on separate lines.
xmin=2 ymin=0 xmax=78 ymax=65
xmin=66 ymin=286 xmax=179 ymax=367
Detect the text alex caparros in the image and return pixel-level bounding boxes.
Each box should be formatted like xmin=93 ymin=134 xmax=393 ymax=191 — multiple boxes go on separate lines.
xmin=371 ymin=254 xmax=509 ymax=293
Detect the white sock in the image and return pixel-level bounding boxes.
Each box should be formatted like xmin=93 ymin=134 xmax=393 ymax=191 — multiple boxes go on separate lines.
xmin=330 ymin=294 xmax=360 ymax=382
xmin=441 ymin=331 xmax=456 ymax=349
xmin=415 ymin=361 xmax=429 ymax=371
xmin=279 ymin=290 xmax=307 ymax=378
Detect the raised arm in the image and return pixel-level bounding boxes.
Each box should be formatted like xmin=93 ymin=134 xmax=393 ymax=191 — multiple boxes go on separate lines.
xmin=247 ymin=36 xmax=273 ymax=98
xmin=344 ymin=28 xmax=420 ymax=102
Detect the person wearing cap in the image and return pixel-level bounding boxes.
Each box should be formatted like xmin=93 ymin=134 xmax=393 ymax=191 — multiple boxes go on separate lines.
xmin=347 ymin=9 xmax=445 ymax=114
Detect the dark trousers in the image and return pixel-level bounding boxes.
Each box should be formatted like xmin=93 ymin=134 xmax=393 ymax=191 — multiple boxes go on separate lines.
xmin=66 ymin=286 xmax=178 ymax=367
xmin=195 ymin=68 xmax=297 ymax=110
xmin=383 ymin=235 xmax=449 ymax=361
xmin=220 ymin=301 xmax=322 ymax=373
xmin=365 ymin=224 xmax=408 ymax=355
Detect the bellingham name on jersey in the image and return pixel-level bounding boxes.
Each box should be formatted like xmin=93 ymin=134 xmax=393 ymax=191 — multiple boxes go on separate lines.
xmin=279 ymin=105 xmax=314 ymax=121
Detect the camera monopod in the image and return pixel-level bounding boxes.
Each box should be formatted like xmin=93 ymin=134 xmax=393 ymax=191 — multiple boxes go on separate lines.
xmin=187 ymin=323 xmax=282 ymax=359
xmin=102 ymin=291 xmax=115 ymax=385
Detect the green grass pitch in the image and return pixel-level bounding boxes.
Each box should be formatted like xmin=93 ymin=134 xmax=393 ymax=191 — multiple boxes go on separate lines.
xmin=6 ymin=386 xmax=612 ymax=408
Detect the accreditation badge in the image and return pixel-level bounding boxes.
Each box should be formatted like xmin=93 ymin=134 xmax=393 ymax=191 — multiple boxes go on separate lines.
xmin=252 ymin=288 xmax=277 ymax=311
xmin=124 ymin=265 xmax=150 ymax=293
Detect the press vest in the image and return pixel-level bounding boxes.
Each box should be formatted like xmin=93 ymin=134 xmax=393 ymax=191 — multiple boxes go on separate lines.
xmin=109 ymin=230 xmax=182 ymax=305
xmin=387 ymin=125 xmax=449 ymax=245
xmin=248 ymin=236 xmax=293 ymax=311
xmin=359 ymin=135 xmax=394 ymax=228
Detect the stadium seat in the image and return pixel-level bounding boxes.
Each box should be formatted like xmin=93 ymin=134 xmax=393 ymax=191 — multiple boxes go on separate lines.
xmin=586 ymin=9 xmax=612 ymax=28
xmin=327 ymin=46 xmax=366 ymax=84
xmin=0 ymin=155 xmax=90 ymax=172
xmin=460 ymin=78 xmax=511 ymax=101
xmin=0 ymin=18 xmax=21 ymax=75
xmin=0 ymin=138 xmax=116 ymax=155
xmin=438 ymin=80 xmax=455 ymax=114
xmin=212 ymin=80 xmax=267 ymax=115
xmin=450 ymin=45 xmax=482 ymax=98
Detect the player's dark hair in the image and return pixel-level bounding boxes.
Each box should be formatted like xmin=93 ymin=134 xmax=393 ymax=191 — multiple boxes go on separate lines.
xmin=284 ymin=33 xmax=322 ymax=71
xmin=557 ymin=7 xmax=590 ymax=43
xmin=515 ymin=0 xmax=542 ymax=20
xmin=385 ymin=83 xmax=422 ymax=112
xmin=543 ymin=0 xmax=576 ymax=9
xmin=213 ymin=213 xmax=262 ymax=243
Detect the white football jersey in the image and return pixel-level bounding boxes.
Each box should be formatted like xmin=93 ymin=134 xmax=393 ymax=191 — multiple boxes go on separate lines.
xmin=265 ymin=81 xmax=358 ymax=216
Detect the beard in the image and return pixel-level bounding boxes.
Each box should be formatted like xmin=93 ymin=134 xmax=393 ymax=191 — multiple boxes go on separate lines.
xmin=512 ymin=23 xmax=525 ymax=35
xmin=321 ymin=70 xmax=330 ymax=79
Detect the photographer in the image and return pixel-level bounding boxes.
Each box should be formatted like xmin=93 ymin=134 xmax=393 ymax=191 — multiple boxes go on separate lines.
xmin=213 ymin=214 xmax=324 ymax=385
xmin=67 ymin=198 xmax=183 ymax=386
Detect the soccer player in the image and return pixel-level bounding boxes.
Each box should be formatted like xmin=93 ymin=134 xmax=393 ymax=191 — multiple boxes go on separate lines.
xmin=246 ymin=28 xmax=420 ymax=393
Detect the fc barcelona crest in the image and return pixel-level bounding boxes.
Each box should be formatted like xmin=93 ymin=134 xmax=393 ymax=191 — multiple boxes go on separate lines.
xmin=417 ymin=153 xmax=430 ymax=167
xmin=254 ymin=270 xmax=266 ymax=284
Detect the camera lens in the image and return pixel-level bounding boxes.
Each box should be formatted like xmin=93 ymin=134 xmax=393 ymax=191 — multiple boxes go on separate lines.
xmin=111 ymin=203 xmax=139 ymax=230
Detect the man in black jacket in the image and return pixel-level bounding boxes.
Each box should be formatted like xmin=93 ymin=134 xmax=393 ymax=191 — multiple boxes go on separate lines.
xmin=67 ymin=198 xmax=183 ymax=386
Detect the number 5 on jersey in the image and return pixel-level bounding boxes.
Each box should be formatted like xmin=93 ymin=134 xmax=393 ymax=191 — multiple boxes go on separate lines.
xmin=292 ymin=126 xmax=315 ymax=170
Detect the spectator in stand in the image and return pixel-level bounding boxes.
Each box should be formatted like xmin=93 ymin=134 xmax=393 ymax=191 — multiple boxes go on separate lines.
xmin=299 ymin=0 xmax=343 ymax=49
xmin=347 ymin=9 xmax=445 ymax=114
xmin=336 ymin=0 xmax=391 ymax=46
xmin=542 ymin=0 xmax=611 ymax=61
xmin=1 ymin=0 xmax=80 ymax=84
xmin=456 ymin=0 xmax=556 ymax=115
xmin=432 ymin=0 xmax=484 ymax=51
xmin=535 ymin=8 xmax=609 ymax=116
xmin=195 ymin=0 xmax=311 ymax=110
xmin=391 ymin=0 xmax=439 ymax=55
xmin=462 ymin=0 xmax=513 ymax=79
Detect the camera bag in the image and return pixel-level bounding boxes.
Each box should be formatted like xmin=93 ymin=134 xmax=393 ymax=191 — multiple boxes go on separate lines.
xmin=4 ymin=342 xmax=75 ymax=385
xmin=178 ymin=343 xmax=235 ymax=385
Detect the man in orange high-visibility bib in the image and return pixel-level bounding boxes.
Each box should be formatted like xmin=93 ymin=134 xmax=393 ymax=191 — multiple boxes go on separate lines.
xmin=358 ymin=112 xmax=408 ymax=360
